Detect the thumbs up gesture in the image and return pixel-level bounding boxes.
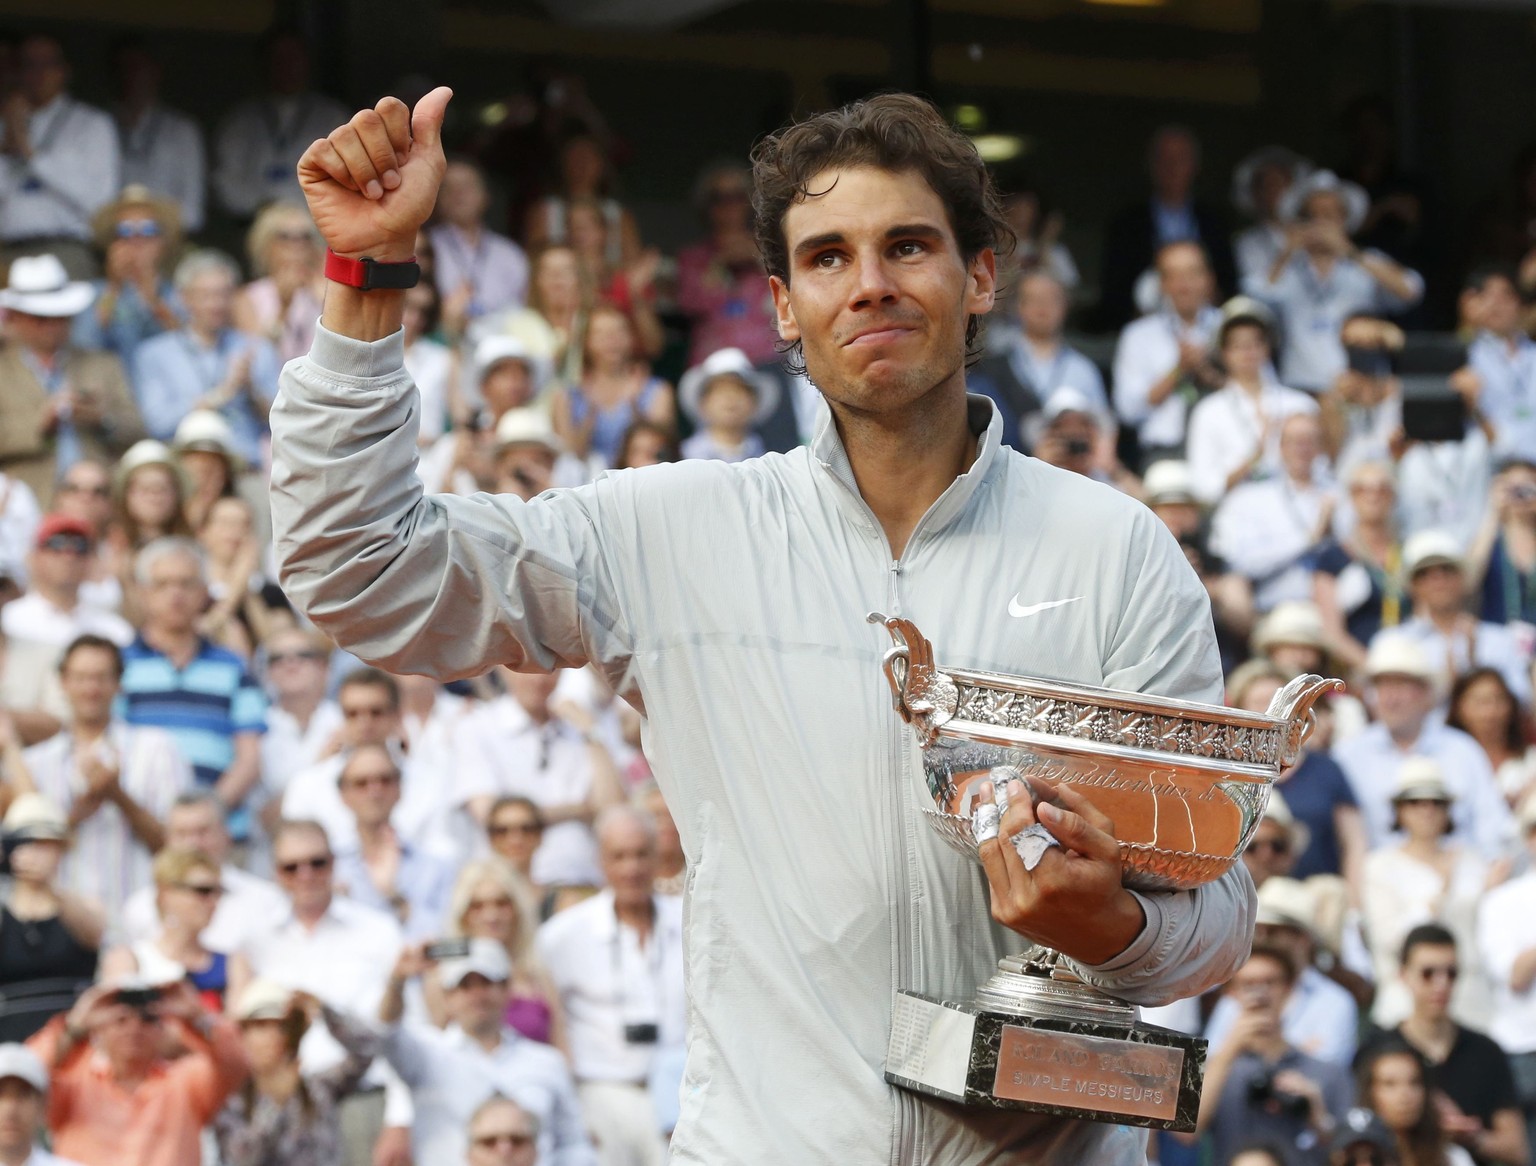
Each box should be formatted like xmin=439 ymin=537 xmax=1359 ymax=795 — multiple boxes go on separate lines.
xmin=297 ymin=87 xmax=453 ymax=264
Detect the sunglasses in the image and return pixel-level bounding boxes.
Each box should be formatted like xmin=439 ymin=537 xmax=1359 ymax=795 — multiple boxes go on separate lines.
xmin=341 ymin=772 xmax=399 ymax=790
xmin=1398 ymin=798 xmax=1449 ymax=808
xmin=269 ymin=650 xmax=325 ymax=666
xmin=277 ymin=855 xmax=332 ymax=875
xmin=39 ymin=533 xmax=92 ymax=554
xmin=490 ymin=822 xmax=541 ymax=836
xmin=473 ymin=1133 xmax=534 ymax=1149
xmin=1245 ymin=838 xmax=1290 ymax=856
xmin=1417 ymin=965 xmax=1459 ymax=982
xmin=342 ymin=705 xmax=392 ymax=719
xmin=115 ymin=218 xmax=163 ymax=239
xmin=176 ymin=882 xmax=225 ymax=898
xmin=273 ymin=229 xmax=315 ymax=243
xmin=467 ymin=897 xmax=515 ymax=911
xmin=59 ymin=482 xmax=110 ymax=497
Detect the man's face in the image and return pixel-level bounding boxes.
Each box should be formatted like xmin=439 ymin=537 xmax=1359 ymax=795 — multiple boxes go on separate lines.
xmin=1279 ymin=414 xmax=1321 ymax=480
xmin=1157 ymin=244 xmax=1213 ymax=317
xmin=60 ymin=644 xmax=119 ymax=724
xmin=504 ymin=667 xmax=559 ymax=717
xmin=4 ymin=310 xmax=72 ymax=356
xmin=1242 ymin=818 xmax=1295 ymax=887
xmin=1254 ymin=921 xmax=1312 ymax=975
xmin=96 ymin=1001 xmax=161 ymax=1069
xmin=770 ymin=165 xmax=994 ymax=418
xmin=182 ymin=271 xmax=235 ymax=334
xmin=167 ymin=802 xmax=228 ymax=861
xmin=1479 ymin=275 xmax=1524 ymax=336
xmin=1017 ymin=274 xmax=1067 ymax=339
xmin=338 ymin=683 xmax=400 ymax=748
xmin=18 ymin=36 xmax=67 ymax=106
xmin=0 ymin=1077 xmax=42 ymax=1155
xmin=1401 ymin=942 xmax=1457 ymax=1018
xmin=1150 ymin=131 xmax=1198 ymax=201
xmin=55 ymin=462 xmax=113 ymax=528
xmin=29 ymin=529 xmax=91 ymax=593
xmin=1227 ymin=953 xmax=1289 ymax=1022
xmin=1220 ymin=323 xmax=1269 ymax=383
xmin=448 ymin=972 xmax=511 ymax=1032
xmin=273 ymin=828 xmax=334 ymax=914
xmin=467 ymin=1101 xmax=539 ymax=1166
xmin=338 ymin=747 xmax=402 ymax=829
xmin=1370 ymin=675 xmax=1433 ymax=734
xmin=600 ymin=819 xmax=658 ymax=905
xmin=439 ymin=163 xmax=489 ymax=227
xmin=265 ymin=633 xmax=329 ymax=702
xmin=140 ymin=551 xmax=207 ymax=634
xmin=1409 ymin=563 xmax=1465 ymax=615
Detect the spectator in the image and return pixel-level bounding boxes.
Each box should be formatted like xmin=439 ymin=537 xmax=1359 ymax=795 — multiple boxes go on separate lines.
xmin=0 ymin=794 xmax=102 ymax=1043
xmin=212 ymin=29 xmax=347 ymax=219
xmin=1 ymin=516 xmax=132 ymax=652
xmin=526 ymin=134 xmax=639 ymax=271
xmin=565 ymin=199 xmax=664 ymax=360
xmin=214 ymin=981 xmax=379 ymax=1166
xmin=108 ymin=38 xmax=205 ymax=233
xmin=1313 ymin=459 xmax=1405 ymax=672
xmin=476 ymin=243 xmax=589 ymax=386
xmin=431 ymin=158 xmax=530 ymax=321
xmin=121 ymin=791 xmax=287 ymax=958
xmin=281 ymin=667 xmax=454 ymax=860
xmin=1338 ymin=96 xmax=1431 ymax=274
xmin=23 ymin=634 xmax=188 ymax=917
xmin=1112 ymin=241 xmax=1223 ymax=461
xmin=486 ymin=798 xmax=547 ymax=897
xmin=992 ymin=185 xmax=1080 ymax=319
xmin=1231 ymin=1148 xmax=1292 ymax=1166
xmin=378 ymin=938 xmax=594 ymax=1166
xmin=466 ymin=1095 xmax=541 ymax=1166
xmin=258 ymin=627 xmax=341 ymax=819
xmin=1355 ymin=1042 xmax=1476 ymax=1166
xmin=1241 ymin=786 xmax=1307 ymax=890
xmin=108 ymin=440 xmax=193 ymax=556
xmin=1189 ymin=300 xmax=1320 ymax=506
xmin=538 ymin=807 xmax=685 ymax=1166
xmin=99 ymin=847 xmax=229 ymax=1010
xmin=1446 ymin=668 xmax=1534 ymax=808
xmin=0 ymin=35 xmax=120 ymax=279
xmin=118 ymin=538 xmax=266 ymax=841
xmin=1317 ymin=316 xmax=1404 ymax=473
xmin=0 ymin=1041 xmax=81 ymax=1166
xmin=1234 ymin=147 xmax=1315 ymax=288
xmin=173 ymin=408 xmax=248 ymax=534
xmin=231 ymin=202 xmax=326 ymax=364
xmin=1469 ymin=458 xmax=1536 ymax=629
xmin=433 ymin=859 xmax=565 ymax=1048
xmin=1327 ymin=1110 xmax=1402 ymax=1166
xmin=1142 ymin=459 xmax=1205 ymax=540
xmin=1099 ymin=125 xmax=1236 ymax=329
xmin=464 ymin=667 xmax=625 ymax=890
xmin=677 ymin=347 xmax=776 ymax=463
xmin=402 ymin=280 xmax=456 ymax=444
xmin=0 ymin=254 xmax=145 ymax=506
xmin=196 ymin=495 xmax=267 ymax=658
xmin=1464 ymin=268 xmax=1536 ymax=462
xmin=1245 ymin=171 xmax=1424 ymax=393
xmin=1358 ymin=924 xmax=1528 ymax=1166
xmin=1480 ymin=794 xmax=1536 ymax=1146
xmin=552 ymin=305 xmax=674 ymax=469
xmin=675 ymin=163 xmax=777 ymax=366
xmin=612 ymin=420 xmax=677 ymax=471
xmin=1363 ymin=760 xmax=1500 ymax=1029
xmin=423 ymin=336 xmax=549 ymax=495
xmin=1210 ymin=413 xmax=1334 ymax=612
xmin=50 ymin=460 xmax=120 ymax=614
xmin=73 ymin=185 xmax=183 ymax=361
xmin=27 ymin=978 xmax=246 ymax=1166
xmin=493 ymin=409 xmax=566 ymax=502
xmin=331 ymin=743 xmax=455 ymax=938
xmin=1387 ymin=530 xmax=1530 ymax=705
xmin=1335 ymin=635 xmax=1514 ymax=853
xmin=1030 ymin=387 xmax=1135 ymax=490
xmin=131 ymin=249 xmax=279 ymax=464
xmin=228 ymin=819 xmax=407 ymax=1166
xmin=1206 ymin=877 xmax=1360 ymax=1067
xmin=0 ymin=463 xmax=40 ymax=590
xmin=1189 ymin=944 xmax=1353 ymax=1166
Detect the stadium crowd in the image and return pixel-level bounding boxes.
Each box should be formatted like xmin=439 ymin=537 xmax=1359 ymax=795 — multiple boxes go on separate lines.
xmin=3 ymin=23 xmax=1536 ymax=1166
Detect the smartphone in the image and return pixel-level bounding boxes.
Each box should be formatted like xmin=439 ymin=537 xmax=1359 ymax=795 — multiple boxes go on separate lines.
xmin=424 ymin=938 xmax=472 ymax=961
xmin=1399 ymin=340 xmax=1470 ymax=444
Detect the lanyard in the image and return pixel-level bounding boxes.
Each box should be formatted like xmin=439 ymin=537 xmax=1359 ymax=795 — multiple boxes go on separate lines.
xmin=119 ymin=107 xmax=164 ymax=163
xmin=28 ymin=98 xmax=76 ymax=158
xmin=260 ymin=96 xmax=314 ymax=155
xmin=440 ymin=227 xmax=489 ymax=312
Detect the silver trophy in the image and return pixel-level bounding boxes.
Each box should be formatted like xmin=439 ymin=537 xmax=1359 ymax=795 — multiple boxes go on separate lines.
xmin=870 ymin=613 xmax=1339 ymax=1131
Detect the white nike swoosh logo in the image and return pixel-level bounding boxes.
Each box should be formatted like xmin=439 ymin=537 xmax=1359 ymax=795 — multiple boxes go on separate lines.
xmin=1008 ymin=595 xmax=1084 ymax=618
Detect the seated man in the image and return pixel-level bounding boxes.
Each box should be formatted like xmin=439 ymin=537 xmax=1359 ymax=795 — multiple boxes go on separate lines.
xmin=1186 ymin=944 xmax=1353 ymax=1166
xmin=466 ymin=1095 xmax=541 ymax=1166
xmin=378 ymin=938 xmax=593 ymax=1166
xmin=0 ymin=1042 xmax=84 ymax=1166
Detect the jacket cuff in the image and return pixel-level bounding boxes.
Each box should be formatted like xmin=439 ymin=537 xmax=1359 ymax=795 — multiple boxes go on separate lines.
xmin=308 ymin=320 xmax=406 ymax=380
xmin=1072 ymin=888 xmax=1166 ymax=978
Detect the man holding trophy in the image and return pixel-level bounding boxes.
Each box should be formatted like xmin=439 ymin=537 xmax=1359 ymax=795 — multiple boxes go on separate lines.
xmin=272 ymin=86 xmax=1292 ymax=1164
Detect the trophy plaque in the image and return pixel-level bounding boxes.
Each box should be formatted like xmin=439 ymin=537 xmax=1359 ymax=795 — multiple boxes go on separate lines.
xmin=869 ymin=613 xmax=1339 ymax=1132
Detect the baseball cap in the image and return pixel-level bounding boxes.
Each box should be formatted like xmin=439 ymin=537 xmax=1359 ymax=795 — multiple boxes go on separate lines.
xmin=1402 ymin=530 xmax=1464 ymax=578
xmin=1252 ymin=601 xmax=1326 ymax=654
xmin=1142 ymin=460 xmax=1198 ymax=507
xmin=1328 ymin=1107 xmax=1397 ymax=1156
xmin=494 ymin=408 xmax=563 ymax=456
xmin=1 ymin=793 xmax=68 ymax=843
xmin=0 ymin=1043 xmax=47 ymax=1092
xmin=1364 ymin=634 xmax=1435 ymax=683
xmin=34 ymin=513 xmax=94 ymax=549
xmin=233 ymin=979 xmax=294 ymax=1022
xmin=439 ymin=938 xmax=511 ymax=988
xmin=1391 ymin=756 xmax=1453 ymax=804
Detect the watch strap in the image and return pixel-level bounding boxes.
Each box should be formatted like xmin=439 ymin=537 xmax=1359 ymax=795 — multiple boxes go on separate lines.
xmin=324 ymin=249 xmax=421 ymax=291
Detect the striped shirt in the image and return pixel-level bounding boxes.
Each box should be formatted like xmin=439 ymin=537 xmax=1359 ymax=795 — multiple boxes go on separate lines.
xmin=117 ymin=637 xmax=267 ymax=788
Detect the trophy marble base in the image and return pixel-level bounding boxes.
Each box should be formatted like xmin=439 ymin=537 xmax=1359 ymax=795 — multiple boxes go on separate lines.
xmin=886 ymin=990 xmax=1206 ymax=1132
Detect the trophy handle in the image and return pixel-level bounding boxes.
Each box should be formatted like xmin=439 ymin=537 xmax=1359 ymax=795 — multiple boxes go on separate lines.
xmin=868 ymin=613 xmax=959 ymax=747
xmin=1267 ymin=673 xmax=1344 ymax=766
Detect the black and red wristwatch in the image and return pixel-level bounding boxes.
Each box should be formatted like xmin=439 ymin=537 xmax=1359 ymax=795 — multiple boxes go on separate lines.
xmin=324 ymin=249 xmax=421 ymax=291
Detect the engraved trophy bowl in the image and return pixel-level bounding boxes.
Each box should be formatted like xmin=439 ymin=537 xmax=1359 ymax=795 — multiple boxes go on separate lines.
xmin=869 ymin=612 xmax=1341 ymax=1130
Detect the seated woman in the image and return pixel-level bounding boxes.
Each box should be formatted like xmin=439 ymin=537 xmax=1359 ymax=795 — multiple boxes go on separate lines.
xmin=100 ymin=847 xmax=230 ymax=1011
xmin=1446 ymin=666 xmax=1535 ymax=807
xmin=1356 ymin=1041 xmax=1476 ymax=1166
xmin=552 ymin=305 xmax=674 ymax=470
xmin=232 ymin=202 xmax=326 ymax=364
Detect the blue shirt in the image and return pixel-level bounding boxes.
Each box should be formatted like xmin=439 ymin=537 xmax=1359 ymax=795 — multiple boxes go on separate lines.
xmin=1469 ymin=331 xmax=1536 ymax=461
xmin=1205 ymin=966 xmax=1360 ymax=1067
xmin=333 ymin=844 xmax=457 ymax=940
xmin=71 ymin=279 xmax=183 ymax=361
xmin=128 ymin=327 xmax=278 ymax=462
xmin=1276 ymin=751 xmax=1356 ymax=879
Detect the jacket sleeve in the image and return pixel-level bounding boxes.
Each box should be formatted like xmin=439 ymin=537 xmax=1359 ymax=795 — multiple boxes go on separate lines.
xmin=269 ymin=323 xmax=634 ymax=682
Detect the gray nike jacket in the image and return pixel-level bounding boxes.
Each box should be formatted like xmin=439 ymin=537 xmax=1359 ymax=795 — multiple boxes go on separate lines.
xmin=270 ymin=325 xmax=1256 ymax=1165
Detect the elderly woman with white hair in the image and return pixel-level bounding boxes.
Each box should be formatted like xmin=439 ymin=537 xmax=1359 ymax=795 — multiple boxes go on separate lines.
xmin=128 ymin=249 xmax=280 ymax=465
xmin=231 ymin=201 xmax=326 ymax=363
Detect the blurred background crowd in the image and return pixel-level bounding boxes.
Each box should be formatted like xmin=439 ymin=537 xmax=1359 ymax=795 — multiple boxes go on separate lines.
xmin=3 ymin=3 xmax=1536 ymax=1165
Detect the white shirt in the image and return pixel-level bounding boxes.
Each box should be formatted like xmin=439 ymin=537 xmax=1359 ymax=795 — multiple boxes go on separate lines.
xmin=24 ymin=723 xmax=191 ymax=920
xmin=260 ymin=700 xmax=343 ymax=800
xmin=462 ymin=697 xmax=602 ymax=886
xmin=279 ymin=744 xmax=456 ymax=861
xmin=0 ymin=473 xmax=40 ymax=585
xmin=1111 ymin=306 xmax=1221 ymax=450
xmin=429 ymin=223 xmax=529 ymax=318
xmin=1469 ymin=331 xmax=1536 ymax=462
xmin=0 ymin=94 xmax=120 ymax=242
xmin=1333 ymin=721 xmax=1516 ymax=855
xmin=1185 ymin=380 xmax=1319 ymax=505
xmin=1387 ymin=616 xmax=1532 ymax=708
xmin=1004 ymin=336 xmax=1109 ymax=417
xmin=403 ymin=690 xmax=487 ymax=856
xmin=403 ymin=338 xmax=454 ymax=443
xmin=212 ymin=91 xmax=350 ymax=218
xmin=381 ymin=1022 xmax=596 ymax=1166
xmin=1235 ymin=222 xmax=1288 ymax=288
xmin=537 ymin=889 xmax=687 ymax=1084
xmin=114 ymin=102 xmax=206 ymax=232
xmin=1396 ymin=431 xmax=1492 ymax=551
xmin=1478 ymin=871 xmax=1536 ymax=1052
xmin=1210 ymin=476 xmax=1333 ymax=612
xmin=122 ymin=862 xmax=287 ymax=954
xmin=0 ymin=590 xmax=133 ymax=648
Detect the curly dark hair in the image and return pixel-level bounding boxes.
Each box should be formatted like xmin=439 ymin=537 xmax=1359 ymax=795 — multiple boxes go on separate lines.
xmin=749 ymin=92 xmax=1012 ymax=375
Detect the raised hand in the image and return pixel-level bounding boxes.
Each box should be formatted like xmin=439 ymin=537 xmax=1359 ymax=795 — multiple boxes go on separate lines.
xmin=297 ymin=87 xmax=453 ymax=264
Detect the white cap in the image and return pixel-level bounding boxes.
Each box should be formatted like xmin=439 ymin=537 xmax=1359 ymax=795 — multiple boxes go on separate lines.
xmin=172 ymin=409 xmax=245 ymax=470
xmin=1042 ymin=386 xmax=1098 ymax=424
xmin=1253 ymin=601 xmax=1327 ymax=654
xmin=1402 ymin=530 xmax=1464 ymax=578
xmin=1143 ymin=460 xmax=1198 ymax=507
xmin=234 ymin=978 xmax=294 ymax=1022
xmin=677 ymin=347 xmax=779 ymax=426
xmin=439 ymin=938 xmax=511 ymax=988
xmin=1 ymin=792 xmax=68 ymax=842
xmin=1364 ymin=634 xmax=1435 ymax=683
xmin=1392 ymin=756 xmax=1453 ymax=804
xmin=474 ymin=335 xmax=550 ymax=393
xmin=0 ymin=253 xmax=95 ymax=317
xmin=493 ymin=407 xmax=562 ymax=456
xmin=1254 ymin=876 xmax=1316 ymax=938
xmin=0 ymin=1044 xmax=47 ymax=1093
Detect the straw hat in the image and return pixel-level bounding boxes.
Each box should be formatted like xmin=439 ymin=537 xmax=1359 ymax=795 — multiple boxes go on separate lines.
xmin=1254 ymin=875 xmax=1317 ymax=940
xmin=1143 ymin=460 xmax=1199 ymax=508
xmin=1401 ymin=529 xmax=1464 ymax=579
xmin=474 ymin=335 xmax=551 ymax=396
xmin=234 ymin=979 xmax=295 ymax=1023
xmin=1 ymin=793 xmax=68 ymax=843
xmin=1252 ymin=601 xmax=1327 ymax=655
xmin=90 ymin=183 xmax=183 ymax=254
xmin=111 ymin=439 xmax=189 ymax=502
xmin=1364 ymin=634 xmax=1435 ymax=683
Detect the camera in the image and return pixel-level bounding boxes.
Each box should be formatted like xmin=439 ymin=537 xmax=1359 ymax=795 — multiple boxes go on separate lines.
xmin=1246 ymin=1069 xmax=1310 ymax=1120
xmin=623 ymin=1023 xmax=659 ymax=1045
xmin=424 ymin=938 xmax=472 ymax=961
xmin=115 ymin=986 xmax=162 ymax=1010
xmin=1063 ymin=437 xmax=1092 ymax=458
xmin=1510 ymin=482 xmax=1536 ymax=503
